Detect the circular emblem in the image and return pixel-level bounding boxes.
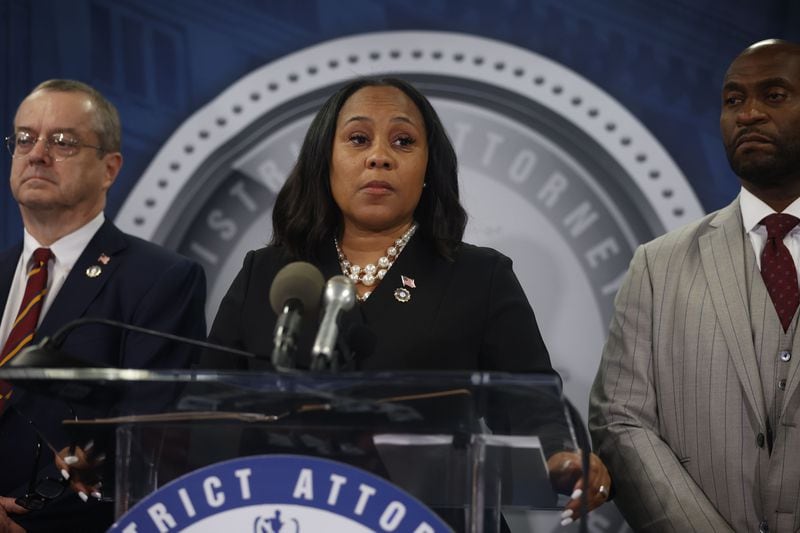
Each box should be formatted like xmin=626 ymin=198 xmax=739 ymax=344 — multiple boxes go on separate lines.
xmin=85 ymin=265 xmax=102 ymax=278
xmin=115 ymin=31 xmax=703 ymax=416
xmin=110 ymin=454 xmax=452 ymax=532
xmin=394 ymin=288 xmax=411 ymax=303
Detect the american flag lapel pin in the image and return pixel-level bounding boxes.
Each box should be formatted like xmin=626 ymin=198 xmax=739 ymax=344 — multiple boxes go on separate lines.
xmin=401 ymin=275 xmax=416 ymax=289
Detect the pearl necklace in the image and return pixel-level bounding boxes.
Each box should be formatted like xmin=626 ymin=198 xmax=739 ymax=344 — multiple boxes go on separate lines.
xmin=335 ymin=223 xmax=418 ymax=301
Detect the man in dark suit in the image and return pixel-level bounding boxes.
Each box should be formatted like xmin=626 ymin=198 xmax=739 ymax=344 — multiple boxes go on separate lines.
xmin=0 ymin=80 xmax=206 ymax=532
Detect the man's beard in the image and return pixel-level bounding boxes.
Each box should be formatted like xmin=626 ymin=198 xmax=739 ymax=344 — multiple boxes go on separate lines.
xmin=727 ymin=136 xmax=800 ymax=187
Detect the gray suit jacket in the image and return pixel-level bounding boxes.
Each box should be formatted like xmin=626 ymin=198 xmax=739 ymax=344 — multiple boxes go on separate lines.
xmin=590 ymin=198 xmax=800 ymax=532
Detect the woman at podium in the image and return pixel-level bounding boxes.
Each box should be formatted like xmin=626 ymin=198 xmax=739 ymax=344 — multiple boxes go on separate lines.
xmin=206 ymin=76 xmax=611 ymax=525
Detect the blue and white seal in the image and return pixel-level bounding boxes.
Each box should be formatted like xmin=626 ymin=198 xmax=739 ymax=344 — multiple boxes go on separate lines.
xmin=110 ymin=454 xmax=453 ymax=532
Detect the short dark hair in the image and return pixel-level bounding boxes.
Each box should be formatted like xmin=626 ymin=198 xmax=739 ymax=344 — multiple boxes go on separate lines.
xmin=29 ymin=79 xmax=121 ymax=153
xmin=271 ymin=77 xmax=467 ymax=260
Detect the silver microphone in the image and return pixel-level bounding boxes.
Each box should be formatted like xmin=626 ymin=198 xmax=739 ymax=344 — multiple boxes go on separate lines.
xmin=311 ymin=275 xmax=356 ymax=370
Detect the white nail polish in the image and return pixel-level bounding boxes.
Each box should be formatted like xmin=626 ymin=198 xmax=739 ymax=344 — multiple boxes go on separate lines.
xmin=64 ymin=455 xmax=78 ymax=465
xmin=60 ymin=469 xmax=70 ymax=480
xmin=561 ymin=517 xmax=574 ymax=526
xmin=570 ymin=489 xmax=583 ymax=500
xmin=78 ymin=491 xmax=88 ymax=502
xmin=560 ymin=509 xmax=573 ymax=519
xmin=91 ymin=491 xmax=102 ymax=500
xmin=84 ymin=440 xmax=95 ymax=451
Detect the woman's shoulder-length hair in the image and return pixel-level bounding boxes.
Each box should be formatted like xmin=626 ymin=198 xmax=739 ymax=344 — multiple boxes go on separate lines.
xmin=270 ymin=76 xmax=467 ymax=261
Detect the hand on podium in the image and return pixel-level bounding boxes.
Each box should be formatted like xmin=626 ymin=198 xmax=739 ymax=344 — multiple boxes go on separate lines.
xmin=547 ymin=450 xmax=611 ymax=525
xmin=54 ymin=442 xmax=105 ymax=503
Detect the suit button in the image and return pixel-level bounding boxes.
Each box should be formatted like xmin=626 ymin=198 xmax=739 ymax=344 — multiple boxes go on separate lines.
xmin=780 ymin=351 xmax=791 ymax=362
xmin=779 ymin=379 xmax=787 ymax=390
xmin=757 ymin=433 xmax=765 ymax=448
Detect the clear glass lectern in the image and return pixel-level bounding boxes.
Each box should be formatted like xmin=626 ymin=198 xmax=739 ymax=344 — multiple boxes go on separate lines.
xmin=0 ymin=367 xmax=576 ymax=532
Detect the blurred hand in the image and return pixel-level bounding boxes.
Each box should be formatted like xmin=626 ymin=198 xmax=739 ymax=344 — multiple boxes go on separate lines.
xmin=547 ymin=450 xmax=611 ymax=525
xmin=54 ymin=442 xmax=105 ymax=502
xmin=0 ymin=497 xmax=26 ymax=533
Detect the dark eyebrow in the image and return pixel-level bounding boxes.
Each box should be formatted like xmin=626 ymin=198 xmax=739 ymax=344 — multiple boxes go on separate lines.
xmin=342 ymin=115 xmax=417 ymax=127
xmin=755 ymin=77 xmax=793 ymax=90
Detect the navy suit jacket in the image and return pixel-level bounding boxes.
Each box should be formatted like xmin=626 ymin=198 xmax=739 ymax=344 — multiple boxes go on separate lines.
xmin=0 ymin=220 xmax=207 ymax=496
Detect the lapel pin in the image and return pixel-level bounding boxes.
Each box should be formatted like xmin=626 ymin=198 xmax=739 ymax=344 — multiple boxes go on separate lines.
xmin=401 ymin=275 xmax=416 ymax=289
xmin=86 ymin=265 xmax=102 ymax=278
xmin=394 ymin=287 xmax=411 ymax=303
xmin=98 ymin=253 xmax=111 ymax=265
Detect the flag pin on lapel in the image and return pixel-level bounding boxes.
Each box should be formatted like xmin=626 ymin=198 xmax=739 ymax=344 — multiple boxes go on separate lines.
xmin=394 ymin=275 xmax=416 ymax=303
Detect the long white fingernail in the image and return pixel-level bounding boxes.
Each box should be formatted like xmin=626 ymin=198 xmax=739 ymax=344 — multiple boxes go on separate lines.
xmin=64 ymin=455 xmax=78 ymax=465
xmin=60 ymin=469 xmax=70 ymax=480
xmin=570 ymin=489 xmax=582 ymax=500
xmin=560 ymin=509 xmax=573 ymax=519
xmin=91 ymin=491 xmax=102 ymax=500
xmin=78 ymin=491 xmax=88 ymax=502
xmin=84 ymin=440 xmax=94 ymax=451
xmin=561 ymin=517 xmax=574 ymax=526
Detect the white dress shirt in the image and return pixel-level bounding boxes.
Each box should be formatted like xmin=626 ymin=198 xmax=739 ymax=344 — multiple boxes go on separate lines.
xmin=740 ymin=187 xmax=800 ymax=275
xmin=0 ymin=213 xmax=105 ymax=351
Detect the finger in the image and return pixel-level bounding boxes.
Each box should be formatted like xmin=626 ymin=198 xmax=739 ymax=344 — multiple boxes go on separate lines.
xmin=0 ymin=497 xmax=28 ymax=515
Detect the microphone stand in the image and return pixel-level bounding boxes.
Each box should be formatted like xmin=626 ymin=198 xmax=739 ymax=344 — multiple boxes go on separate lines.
xmin=36 ymin=318 xmax=263 ymax=359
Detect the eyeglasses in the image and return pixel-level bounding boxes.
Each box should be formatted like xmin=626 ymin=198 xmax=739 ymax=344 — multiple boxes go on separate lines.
xmin=15 ymin=437 xmax=68 ymax=511
xmin=5 ymin=131 xmax=105 ymax=162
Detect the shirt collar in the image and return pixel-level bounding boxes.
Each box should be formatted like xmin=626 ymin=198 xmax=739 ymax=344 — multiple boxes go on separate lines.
xmin=22 ymin=212 xmax=105 ymax=269
xmin=740 ymin=186 xmax=800 ymax=234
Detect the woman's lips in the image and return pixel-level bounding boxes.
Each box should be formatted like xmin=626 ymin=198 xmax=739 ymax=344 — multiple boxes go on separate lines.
xmin=361 ymin=180 xmax=394 ymax=194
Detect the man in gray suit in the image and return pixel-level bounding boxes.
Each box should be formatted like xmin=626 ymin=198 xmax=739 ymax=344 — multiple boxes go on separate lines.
xmin=590 ymin=39 xmax=800 ymax=532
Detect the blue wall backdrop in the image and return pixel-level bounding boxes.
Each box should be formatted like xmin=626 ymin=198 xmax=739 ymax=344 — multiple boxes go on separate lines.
xmin=3 ymin=0 xmax=800 ymax=248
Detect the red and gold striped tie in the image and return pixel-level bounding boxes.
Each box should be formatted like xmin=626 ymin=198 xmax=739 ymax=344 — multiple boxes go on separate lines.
xmin=0 ymin=247 xmax=53 ymax=412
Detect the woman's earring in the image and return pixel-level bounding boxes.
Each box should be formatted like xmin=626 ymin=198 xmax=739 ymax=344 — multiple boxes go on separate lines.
xmin=423 ymin=182 xmax=428 ymax=188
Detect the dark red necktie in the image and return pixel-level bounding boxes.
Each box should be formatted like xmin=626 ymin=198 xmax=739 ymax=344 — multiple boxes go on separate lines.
xmin=0 ymin=248 xmax=53 ymax=412
xmin=760 ymin=214 xmax=800 ymax=332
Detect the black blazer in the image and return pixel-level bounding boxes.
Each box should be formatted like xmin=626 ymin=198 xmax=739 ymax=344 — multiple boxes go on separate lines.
xmin=0 ymin=220 xmax=207 ymax=496
xmin=208 ymin=235 xmax=553 ymax=374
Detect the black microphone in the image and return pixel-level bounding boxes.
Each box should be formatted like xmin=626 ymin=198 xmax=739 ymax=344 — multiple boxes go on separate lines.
xmin=310 ymin=275 xmax=356 ymax=371
xmin=269 ymin=262 xmax=325 ymax=369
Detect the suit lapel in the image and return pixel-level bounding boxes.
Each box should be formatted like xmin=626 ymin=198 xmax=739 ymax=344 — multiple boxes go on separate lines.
xmin=700 ymin=198 xmax=766 ymax=428
xmin=37 ymin=221 xmax=128 ymax=339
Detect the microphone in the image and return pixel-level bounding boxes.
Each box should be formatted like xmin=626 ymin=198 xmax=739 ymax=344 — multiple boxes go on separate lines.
xmin=269 ymin=262 xmax=325 ymax=369
xmin=311 ymin=275 xmax=356 ymax=371
xmin=9 ymin=316 xmax=260 ymax=368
